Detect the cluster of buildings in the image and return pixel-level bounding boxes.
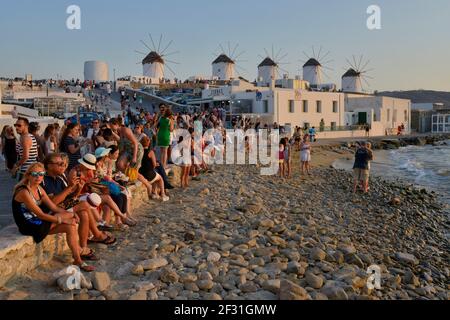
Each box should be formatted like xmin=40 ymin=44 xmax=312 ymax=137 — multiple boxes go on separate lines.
xmin=3 ymin=49 xmax=448 ymax=138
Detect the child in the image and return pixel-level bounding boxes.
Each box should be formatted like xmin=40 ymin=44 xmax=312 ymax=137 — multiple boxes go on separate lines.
xmin=283 ymin=137 xmax=292 ymax=178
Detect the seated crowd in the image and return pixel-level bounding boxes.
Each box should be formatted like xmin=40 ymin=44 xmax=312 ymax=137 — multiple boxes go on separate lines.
xmin=9 ymin=104 xmax=219 ymax=272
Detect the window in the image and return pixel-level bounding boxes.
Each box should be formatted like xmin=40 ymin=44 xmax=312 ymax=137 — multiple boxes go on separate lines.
xmin=316 ymin=101 xmax=322 ymax=113
xmin=393 ymin=110 xmax=398 ymax=122
xmin=387 ymin=109 xmax=390 ymax=122
xmin=373 ymin=113 xmax=377 ymax=122
xmin=263 ymin=100 xmax=269 ymax=113
xmin=289 ymin=100 xmax=295 ymax=113
xmin=404 ymin=110 xmax=408 ymax=122
xmin=331 ymin=122 xmax=337 ymax=130
xmin=332 ymin=101 xmax=338 ymax=113
xmin=302 ymin=100 xmax=308 ymax=113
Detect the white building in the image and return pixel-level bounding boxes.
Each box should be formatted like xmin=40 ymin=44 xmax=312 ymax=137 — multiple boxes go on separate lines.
xmin=257 ymin=57 xmax=277 ymax=86
xmin=199 ymin=76 xmax=411 ymax=138
xmin=431 ymin=113 xmax=450 ymax=133
xmin=212 ymin=54 xmax=235 ymax=81
xmin=303 ymin=58 xmax=322 ymax=87
xmin=344 ymin=93 xmax=411 ymax=135
xmin=201 ymin=78 xmax=345 ymax=132
xmin=142 ymin=52 xmax=164 ymax=80
xmin=84 ymin=61 xmax=109 ymax=82
xmin=342 ymin=69 xmax=363 ymax=93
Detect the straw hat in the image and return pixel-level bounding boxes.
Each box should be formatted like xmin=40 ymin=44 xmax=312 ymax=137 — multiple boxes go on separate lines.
xmin=78 ymin=154 xmax=97 ymax=170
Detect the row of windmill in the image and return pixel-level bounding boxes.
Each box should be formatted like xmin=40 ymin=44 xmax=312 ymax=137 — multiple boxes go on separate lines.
xmin=135 ymin=35 xmax=373 ymax=93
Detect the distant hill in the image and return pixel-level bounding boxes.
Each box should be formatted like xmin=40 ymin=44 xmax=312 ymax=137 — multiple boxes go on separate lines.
xmin=376 ymin=90 xmax=450 ymax=107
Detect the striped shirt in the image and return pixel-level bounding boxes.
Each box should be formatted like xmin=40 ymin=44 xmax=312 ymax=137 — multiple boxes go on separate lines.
xmin=16 ymin=133 xmax=38 ymax=174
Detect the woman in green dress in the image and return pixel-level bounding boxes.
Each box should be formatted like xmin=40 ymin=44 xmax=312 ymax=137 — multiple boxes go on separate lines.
xmin=157 ymin=108 xmax=174 ymax=169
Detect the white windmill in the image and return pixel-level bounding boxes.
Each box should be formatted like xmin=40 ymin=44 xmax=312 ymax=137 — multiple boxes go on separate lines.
xmin=299 ymin=46 xmax=334 ymax=89
xmin=135 ymin=34 xmax=180 ymax=81
xmin=211 ymin=42 xmax=247 ymax=81
xmin=341 ymin=55 xmax=373 ymax=93
xmin=257 ymin=46 xmax=289 ymax=86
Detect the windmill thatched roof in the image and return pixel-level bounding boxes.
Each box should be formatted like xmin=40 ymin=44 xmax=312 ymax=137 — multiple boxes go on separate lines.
xmin=142 ymin=51 xmax=164 ymax=65
xmin=342 ymin=68 xmax=361 ymax=78
xmin=258 ymin=57 xmax=277 ymax=67
xmin=212 ymin=54 xmax=235 ymax=64
xmin=303 ymin=58 xmax=321 ymax=67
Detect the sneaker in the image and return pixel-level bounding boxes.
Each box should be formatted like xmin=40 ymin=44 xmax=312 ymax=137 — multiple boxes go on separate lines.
xmin=151 ymin=194 xmax=160 ymax=200
xmin=161 ymin=195 xmax=170 ymax=202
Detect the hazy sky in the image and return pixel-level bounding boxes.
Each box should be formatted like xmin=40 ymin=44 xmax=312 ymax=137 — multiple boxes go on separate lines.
xmin=1 ymin=0 xmax=449 ymax=91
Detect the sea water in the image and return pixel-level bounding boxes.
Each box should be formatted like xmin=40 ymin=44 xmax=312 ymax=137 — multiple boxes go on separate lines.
xmin=333 ymin=141 xmax=450 ymax=205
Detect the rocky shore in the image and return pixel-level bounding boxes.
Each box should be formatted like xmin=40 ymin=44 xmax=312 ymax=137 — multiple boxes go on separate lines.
xmin=2 ymin=160 xmax=448 ymax=300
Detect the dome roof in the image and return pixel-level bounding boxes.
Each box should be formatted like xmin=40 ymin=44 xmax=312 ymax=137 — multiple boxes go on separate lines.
xmin=258 ymin=57 xmax=277 ymax=67
xmin=212 ymin=54 xmax=235 ymax=64
xmin=142 ymin=51 xmax=164 ymax=65
xmin=342 ymin=68 xmax=361 ymax=78
xmin=303 ymin=58 xmax=321 ymax=67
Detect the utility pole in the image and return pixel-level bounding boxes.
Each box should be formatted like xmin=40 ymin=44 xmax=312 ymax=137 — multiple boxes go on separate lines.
xmin=113 ymin=68 xmax=116 ymax=92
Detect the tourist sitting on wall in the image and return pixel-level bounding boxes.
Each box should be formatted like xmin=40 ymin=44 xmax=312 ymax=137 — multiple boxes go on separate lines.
xmin=95 ymin=147 xmax=137 ymax=223
xmin=67 ymin=154 xmax=136 ymax=231
xmin=42 ymin=153 xmax=116 ymax=252
xmin=139 ymin=136 xmax=169 ymax=201
xmin=12 ymin=163 xmax=95 ymax=272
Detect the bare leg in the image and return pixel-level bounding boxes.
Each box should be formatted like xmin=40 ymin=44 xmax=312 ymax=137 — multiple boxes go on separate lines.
xmin=160 ymin=147 xmax=168 ymax=169
xmin=75 ymin=209 xmax=90 ymax=251
xmin=100 ymin=195 xmax=127 ymax=222
xmin=102 ymin=205 xmax=111 ymax=224
xmin=138 ymin=174 xmax=152 ymax=198
xmin=49 ymin=224 xmax=82 ymax=265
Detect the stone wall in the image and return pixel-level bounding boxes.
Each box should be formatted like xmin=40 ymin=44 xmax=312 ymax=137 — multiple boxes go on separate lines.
xmin=0 ymin=182 xmax=148 ymax=288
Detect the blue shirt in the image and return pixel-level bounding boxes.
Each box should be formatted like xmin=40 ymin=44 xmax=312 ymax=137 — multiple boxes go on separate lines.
xmin=42 ymin=175 xmax=67 ymax=197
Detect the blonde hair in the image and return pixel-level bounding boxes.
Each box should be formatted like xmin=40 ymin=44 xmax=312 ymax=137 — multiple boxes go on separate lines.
xmin=14 ymin=163 xmax=45 ymax=193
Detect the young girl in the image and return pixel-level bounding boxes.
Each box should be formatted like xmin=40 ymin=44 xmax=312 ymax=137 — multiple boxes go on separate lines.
xmin=283 ymin=137 xmax=292 ymax=178
xmin=300 ymin=135 xmax=312 ymax=175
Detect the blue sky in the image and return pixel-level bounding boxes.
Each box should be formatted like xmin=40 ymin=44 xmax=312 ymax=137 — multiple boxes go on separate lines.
xmin=1 ymin=0 xmax=449 ymax=91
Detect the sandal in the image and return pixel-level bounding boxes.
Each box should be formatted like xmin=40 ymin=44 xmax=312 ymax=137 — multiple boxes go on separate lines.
xmin=77 ymin=262 xmax=95 ymax=273
xmin=88 ymin=234 xmax=117 ymax=245
xmin=115 ymin=223 xmax=129 ymax=231
xmin=123 ymin=217 xmax=137 ymax=227
xmin=81 ymin=248 xmax=100 ymax=261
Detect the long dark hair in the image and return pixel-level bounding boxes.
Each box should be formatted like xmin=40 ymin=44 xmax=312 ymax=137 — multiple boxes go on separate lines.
xmin=59 ymin=123 xmax=78 ymax=152
xmin=44 ymin=125 xmax=55 ymax=140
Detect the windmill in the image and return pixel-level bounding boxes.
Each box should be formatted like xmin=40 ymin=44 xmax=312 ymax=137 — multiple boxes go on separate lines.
xmin=257 ymin=45 xmax=290 ymax=85
xmin=299 ymin=46 xmax=334 ymax=88
xmin=341 ymin=54 xmax=374 ymax=93
xmin=135 ymin=34 xmax=180 ymax=81
xmin=211 ymin=42 xmax=247 ymax=81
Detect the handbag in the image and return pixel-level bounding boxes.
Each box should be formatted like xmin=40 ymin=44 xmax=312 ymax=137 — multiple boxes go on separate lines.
xmin=125 ymin=167 xmax=139 ymax=182
xmin=101 ymin=180 xmax=122 ymax=196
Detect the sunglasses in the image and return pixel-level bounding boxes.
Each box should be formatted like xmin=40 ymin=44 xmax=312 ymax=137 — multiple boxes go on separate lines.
xmin=30 ymin=172 xmax=46 ymax=177
xmin=14 ymin=124 xmax=22 ymax=128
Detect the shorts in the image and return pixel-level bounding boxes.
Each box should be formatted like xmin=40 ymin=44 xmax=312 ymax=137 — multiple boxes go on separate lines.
xmin=353 ymin=168 xmax=369 ymax=182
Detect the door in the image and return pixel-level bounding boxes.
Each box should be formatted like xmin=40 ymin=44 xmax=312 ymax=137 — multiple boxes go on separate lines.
xmin=358 ymin=112 xmax=367 ymax=125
